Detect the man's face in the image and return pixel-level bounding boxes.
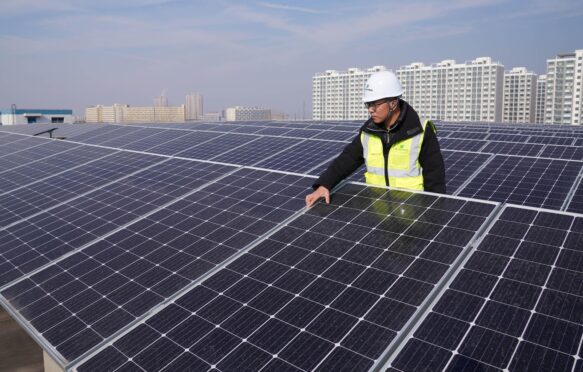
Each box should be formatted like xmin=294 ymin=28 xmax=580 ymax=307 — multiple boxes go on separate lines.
xmin=366 ymin=98 xmax=390 ymax=124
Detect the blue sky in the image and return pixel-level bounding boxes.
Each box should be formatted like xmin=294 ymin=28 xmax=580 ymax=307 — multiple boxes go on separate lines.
xmin=1 ymin=0 xmax=582 ymax=118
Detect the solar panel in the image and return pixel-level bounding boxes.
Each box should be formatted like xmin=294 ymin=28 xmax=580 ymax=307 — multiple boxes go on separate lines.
xmin=441 ymin=151 xmax=493 ymax=194
xmin=565 ymin=175 xmax=583 ymax=214
xmin=210 ymin=136 xmax=302 ymax=166
xmin=385 ymin=205 xmax=583 ymax=372
xmin=0 ymin=137 xmax=66 ymax=167
xmin=486 ymin=133 xmax=530 ymax=142
xmin=174 ymin=134 xmax=259 ymax=160
xmin=447 ymin=132 xmax=487 ymax=140
xmin=457 ymin=155 xmax=582 ymax=210
xmin=527 ymin=136 xmax=575 ymax=146
xmin=254 ymin=127 xmax=293 ymax=136
xmin=0 ymin=168 xmax=312 ymax=366
xmin=0 ymin=157 xmax=234 ymax=288
xmin=75 ymin=184 xmax=497 ymax=372
xmin=438 ymin=138 xmax=487 ymax=152
xmin=0 ymin=144 xmax=113 ymax=194
xmin=146 ymin=131 xmax=217 ymax=156
xmin=539 ymin=145 xmax=583 ymax=161
xmin=481 ymin=142 xmax=543 ymax=157
xmin=254 ymin=139 xmax=343 ymax=174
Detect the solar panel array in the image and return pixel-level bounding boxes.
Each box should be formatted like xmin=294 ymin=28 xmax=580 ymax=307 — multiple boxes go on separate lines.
xmin=0 ymin=119 xmax=582 ymax=372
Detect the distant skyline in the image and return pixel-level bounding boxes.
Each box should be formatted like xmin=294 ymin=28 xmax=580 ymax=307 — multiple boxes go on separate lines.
xmin=1 ymin=0 xmax=582 ymax=118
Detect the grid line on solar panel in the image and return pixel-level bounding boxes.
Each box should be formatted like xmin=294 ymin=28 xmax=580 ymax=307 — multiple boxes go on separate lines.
xmin=75 ymin=184 xmax=497 ymax=372
xmin=69 ymin=125 xmax=144 ymax=145
xmin=528 ymin=136 xmax=575 ymax=146
xmin=0 ymin=145 xmax=115 ymax=196
xmin=0 ymin=168 xmax=312 ymax=366
xmin=253 ymin=139 xmax=344 ymax=174
xmin=96 ymin=128 xmax=174 ymax=149
xmin=457 ymin=155 xmax=582 ymax=210
xmin=385 ymin=205 xmax=583 ymax=372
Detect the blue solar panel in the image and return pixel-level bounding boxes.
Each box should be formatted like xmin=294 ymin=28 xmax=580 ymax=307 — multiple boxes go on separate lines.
xmin=210 ymin=136 xmax=302 ymax=166
xmin=442 ymin=151 xmax=493 ymax=194
xmin=481 ymin=141 xmax=544 ymax=157
xmin=146 ymin=131 xmax=217 ymax=156
xmin=438 ymin=138 xmax=487 ymax=152
xmin=76 ymin=185 xmax=497 ymax=372
xmin=386 ymin=206 xmax=583 ymax=372
xmin=539 ymin=145 xmax=583 ymax=161
xmin=174 ymin=134 xmax=258 ymax=160
xmin=457 ymin=155 xmax=581 ymax=209
xmin=254 ymin=139 xmax=343 ymax=173
xmin=0 ymin=157 xmax=234 ymax=288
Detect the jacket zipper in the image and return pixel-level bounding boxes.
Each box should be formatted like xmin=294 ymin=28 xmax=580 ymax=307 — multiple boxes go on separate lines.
xmin=383 ymin=132 xmax=390 ymax=186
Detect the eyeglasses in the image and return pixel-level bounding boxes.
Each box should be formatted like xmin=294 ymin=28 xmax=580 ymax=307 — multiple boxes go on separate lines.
xmin=365 ymin=99 xmax=388 ymax=110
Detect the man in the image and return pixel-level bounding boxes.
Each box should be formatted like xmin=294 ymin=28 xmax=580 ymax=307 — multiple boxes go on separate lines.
xmin=306 ymin=70 xmax=445 ymax=207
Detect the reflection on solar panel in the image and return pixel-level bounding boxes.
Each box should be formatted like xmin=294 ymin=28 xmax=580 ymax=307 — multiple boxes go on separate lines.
xmin=386 ymin=206 xmax=583 ymax=372
xmin=457 ymin=155 xmax=581 ymax=210
xmin=76 ymin=185 xmax=497 ymax=372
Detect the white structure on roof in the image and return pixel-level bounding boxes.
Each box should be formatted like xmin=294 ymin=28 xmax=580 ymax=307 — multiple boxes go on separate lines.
xmin=396 ymin=57 xmax=504 ymax=122
xmin=312 ymin=66 xmax=386 ymax=120
xmin=535 ymin=74 xmax=547 ymax=124
xmin=503 ymin=67 xmax=537 ymax=123
xmin=544 ymin=49 xmax=583 ymax=125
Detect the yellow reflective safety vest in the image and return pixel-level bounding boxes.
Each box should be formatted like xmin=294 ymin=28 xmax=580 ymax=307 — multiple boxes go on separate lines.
xmin=360 ymin=119 xmax=434 ymax=191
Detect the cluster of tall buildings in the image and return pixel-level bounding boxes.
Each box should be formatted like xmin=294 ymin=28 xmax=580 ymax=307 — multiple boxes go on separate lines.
xmin=313 ymin=49 xmax=583 ymax=125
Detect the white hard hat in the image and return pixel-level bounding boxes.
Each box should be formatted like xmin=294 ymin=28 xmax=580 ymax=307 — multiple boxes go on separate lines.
xmin=362 ymin=71 xmax=404 ymax=102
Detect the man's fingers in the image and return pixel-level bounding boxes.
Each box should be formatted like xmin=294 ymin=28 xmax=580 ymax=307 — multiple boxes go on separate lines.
xmin=324 ymin=192 xmax=330 ymax=204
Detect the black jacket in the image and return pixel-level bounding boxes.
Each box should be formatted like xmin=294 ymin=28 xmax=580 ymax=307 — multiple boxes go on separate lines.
xmin=313 ymin=100 xmax=446 ymax=193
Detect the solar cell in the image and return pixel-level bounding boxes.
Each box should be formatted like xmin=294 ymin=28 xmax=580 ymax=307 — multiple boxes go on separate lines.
xmin=0 ymin=168 xmax=311 ymax=365
xmin=386 ymin=206 xmax=583 ymax=372
xmin=457 ymin=155 xmax=582 ymax=210
xmin=75 ymin=184 xmax=497 ymax=372
xmin=565 ymin=175 xmax=583 ymax=214
xmin=146 ymin=131 xmax=217 ymax=156
xmin=527 ymin=136 xmax=575 ymax=146
xmin=254 ymin=139 xmax=343 ymax=173
xmin=486 ymin=133 xmax=530 ymax=142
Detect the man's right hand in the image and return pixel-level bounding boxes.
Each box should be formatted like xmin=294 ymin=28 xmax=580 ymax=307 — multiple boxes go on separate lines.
xmin=305 ymin=186 xmax=330 ymax=208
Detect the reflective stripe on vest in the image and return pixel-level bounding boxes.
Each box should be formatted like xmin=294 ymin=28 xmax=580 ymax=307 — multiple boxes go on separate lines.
xmin=361 ymin=119 xmax=432 ymax=191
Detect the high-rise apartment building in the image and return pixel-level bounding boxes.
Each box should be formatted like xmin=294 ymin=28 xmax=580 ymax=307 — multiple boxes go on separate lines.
xmin=535 ymin=75 xmax=547 ymax=123
xmin=224 ymin=106 xmax=271 ymax=121
xmin=503 ymin=67 xmax=536 ymax=123
xmin=397 ymin=57 xmax=504 ymax=122
xmin=544 ymin=49 xmax=583 ymax=125
xmin=185 ymin=92 xmax=203 ymax=120
xmin=312 ymin=66 xmax=386 ymax=120
xmin=154 ymin=90 xmax=168 ymax=107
